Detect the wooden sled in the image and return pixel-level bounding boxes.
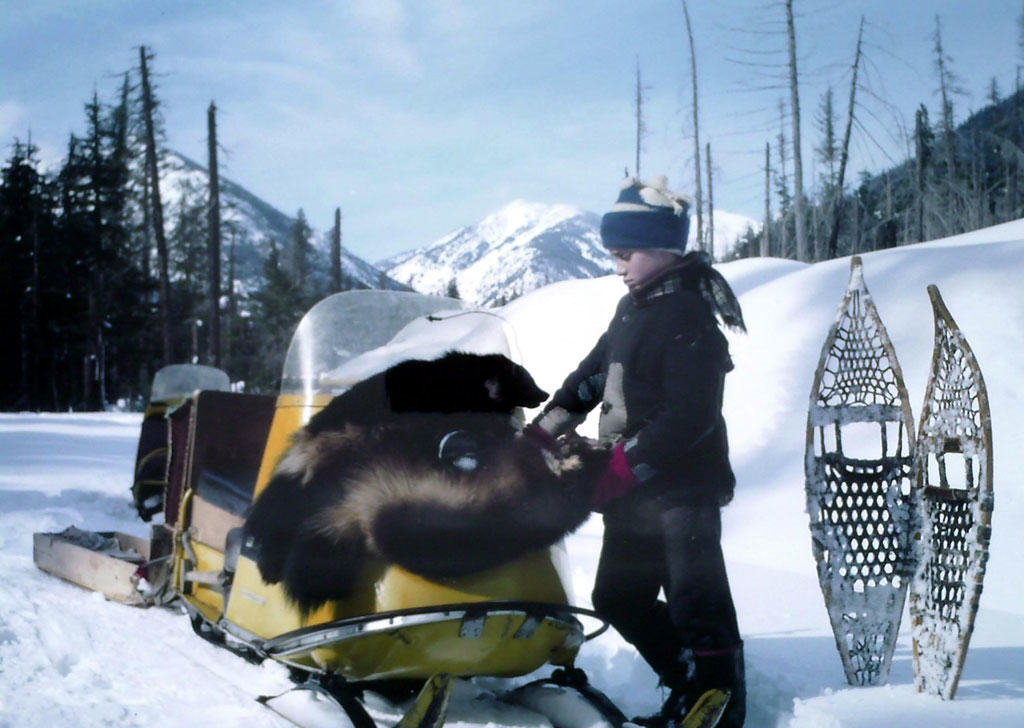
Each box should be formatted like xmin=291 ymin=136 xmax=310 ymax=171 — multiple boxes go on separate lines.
xmin=909 ymin=285 xmax=994 ymax=699
xmin=805 ymin=256 xmax=917 ymax=686
xmin=33 ymin=526 xmax=172 ymax=606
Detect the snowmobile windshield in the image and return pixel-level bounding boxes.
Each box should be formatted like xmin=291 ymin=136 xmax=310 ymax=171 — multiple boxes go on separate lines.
xmin=279 ymin=290 xmax=465 ymax=398
xmin=150 ymin=364 xmax=230 ymax=402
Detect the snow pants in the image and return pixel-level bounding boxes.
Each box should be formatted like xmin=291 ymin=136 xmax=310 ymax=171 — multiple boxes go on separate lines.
xmin=591 ymin=502 xmax=744 ymax=722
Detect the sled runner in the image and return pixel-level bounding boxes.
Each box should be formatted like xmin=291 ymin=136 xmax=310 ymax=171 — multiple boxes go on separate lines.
xmin=158 ymin=290 xmax=641 ymax=727
xmin=909 ymin=285 xmax=993 ymax=700
xmin=805 ymin=257 xmax=917 ymax=686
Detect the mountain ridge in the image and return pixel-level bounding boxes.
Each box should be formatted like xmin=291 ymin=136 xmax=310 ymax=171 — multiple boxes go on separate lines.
xmin=379 ymin=199 xmax=760 ymax=306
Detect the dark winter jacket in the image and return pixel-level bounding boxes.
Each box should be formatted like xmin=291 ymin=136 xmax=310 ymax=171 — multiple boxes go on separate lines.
xmin=537 ymin=261 xmax=736 ymax=510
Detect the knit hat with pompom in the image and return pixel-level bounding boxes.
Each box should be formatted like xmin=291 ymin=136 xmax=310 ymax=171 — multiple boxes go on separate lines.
xmin=599 ymin=175 xmax=691 ymax=252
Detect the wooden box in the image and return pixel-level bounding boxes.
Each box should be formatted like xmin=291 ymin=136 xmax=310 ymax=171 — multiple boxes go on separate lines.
xmin=33 ymin=528 xmax=151 ymax=605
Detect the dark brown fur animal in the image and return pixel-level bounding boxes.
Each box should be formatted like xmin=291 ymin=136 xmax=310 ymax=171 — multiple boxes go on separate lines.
xmin=243 ymin=352 xmax=607 ymax=613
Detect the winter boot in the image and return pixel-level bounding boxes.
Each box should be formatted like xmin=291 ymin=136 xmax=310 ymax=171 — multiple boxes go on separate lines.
xmin=631 ymin=645 xmax=745 ymax=728
xmin=630 ymin=649 xmax=700 ymax=728
xmin=692 ymin=647 xmax=745 ymax=728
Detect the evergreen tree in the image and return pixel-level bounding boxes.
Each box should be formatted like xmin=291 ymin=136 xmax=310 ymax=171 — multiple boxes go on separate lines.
xmin=814 ymin=86 xmax=838 ymax=260
xmin=0 ymin=141 xmax=56 ymax=408
xmin=169 ymin=176 xmax=209 ymax=363
xmin=250 ymin=239 xmax=305 ymax=390
xmin=286 ymin=208 xmax=313 ymax=296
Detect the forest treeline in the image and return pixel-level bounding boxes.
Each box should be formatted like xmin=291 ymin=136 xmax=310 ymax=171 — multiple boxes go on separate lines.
xmin=713 ymin=8 xmax=1024 ymax=262
xmin=3 ymin=25 xmax=1023 ymax=411
xmin=0 ymin=50 xmax=351 ymax=411
xmin=726 ymin=85 xmax=1024 ymax=262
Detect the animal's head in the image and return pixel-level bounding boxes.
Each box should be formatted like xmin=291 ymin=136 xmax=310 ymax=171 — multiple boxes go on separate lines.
xmin=469 ymin=352 xmax=548 ymax=411
xmin=386 ymin=351 xmax=548 ymax=414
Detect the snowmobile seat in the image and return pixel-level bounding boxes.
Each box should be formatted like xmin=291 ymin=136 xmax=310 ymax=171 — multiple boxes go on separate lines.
xmin=188 ymin=390 xmax=277 ymax=517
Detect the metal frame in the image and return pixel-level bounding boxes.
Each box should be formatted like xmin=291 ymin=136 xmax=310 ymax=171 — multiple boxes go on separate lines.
xmin=264 ymin=601 xmax=606 ymax=660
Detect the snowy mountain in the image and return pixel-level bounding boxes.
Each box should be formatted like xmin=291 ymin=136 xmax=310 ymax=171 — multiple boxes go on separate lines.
xmin=159 ymin=152 xmax=406 ymax=292
xmin=378 ymin=200 xmax=613 ymax=306
xmin=708 ymin=209 xmax=761 ymax=260
xmin=379 ymin=201 xmax=761 ymax=306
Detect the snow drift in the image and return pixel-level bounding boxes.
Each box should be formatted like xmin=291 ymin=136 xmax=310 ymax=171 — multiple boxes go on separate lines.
xmin=2 ymin=219 xmax=1024 ymax=727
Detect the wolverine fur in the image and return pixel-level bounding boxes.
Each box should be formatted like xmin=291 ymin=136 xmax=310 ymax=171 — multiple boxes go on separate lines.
xmin=243 ymin=352 xmax=607 ymax=613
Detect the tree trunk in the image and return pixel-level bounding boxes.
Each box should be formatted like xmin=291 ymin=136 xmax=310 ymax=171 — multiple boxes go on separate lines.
xmin=207 ymin=101 xmax=222 ymax=367
xmin=139 ymin=46 xmax=172 ymax=365
xmin=681 ymin=0 xmax=703 ymax=250
xmin=934 ymin=16 xmax=957 ymax=231
xmin=86 ymin=96 xmax=106 ymax=409
xmin=853 ymin=196 xmax=861 ymax=253
xmin=762 ymin=141 xmax=771 ymax=257
xmin=635 ymin=57 xmax=644 ymax=180
xmin=141 ymin=170 xmax=152 ymax=283
xmin=785 ymin=0 xmax=809 ymax=262
xmin=29 ymin=173 xmax=41 ymax=407
xmin=705 ymin=141 xmax=714 ymax=260
xmin=885 ymin=171 xmax=894 ymax=225
xmin=331 ymin=207 xmax=343 ymax=293
xmin=225 ymin=229 xmax=236 ymax=369
xmin=827 ymin=17 xmax=864 ymax=258
xmin=1011 ymin=69 xmax=1022 ymax=219
xmin=915 ymin=106 xmax=926 ymax=242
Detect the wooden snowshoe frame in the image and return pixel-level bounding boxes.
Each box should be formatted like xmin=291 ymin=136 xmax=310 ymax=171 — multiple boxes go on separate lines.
xmin=805 ymin=256 xmax=917 ymax=686
xmin=910 ymin=285 xmax=993 ymax=700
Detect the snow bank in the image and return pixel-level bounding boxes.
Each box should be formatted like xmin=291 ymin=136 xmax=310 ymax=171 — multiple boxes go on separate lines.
xmin=3 ymin=219 xmax=1024 ymax=726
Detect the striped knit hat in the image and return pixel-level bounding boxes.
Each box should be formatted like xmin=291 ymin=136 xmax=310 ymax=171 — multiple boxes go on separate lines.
xmin=599 ymin=176 xmax=691 ymax=252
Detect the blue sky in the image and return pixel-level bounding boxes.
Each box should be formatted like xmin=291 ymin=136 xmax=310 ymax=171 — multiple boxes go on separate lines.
xmin=1 ymin=0 xmax=1019 ymax=261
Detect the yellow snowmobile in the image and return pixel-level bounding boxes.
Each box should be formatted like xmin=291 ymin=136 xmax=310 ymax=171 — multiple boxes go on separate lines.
xmin=160 ymin=290 xmax=651 ymax=728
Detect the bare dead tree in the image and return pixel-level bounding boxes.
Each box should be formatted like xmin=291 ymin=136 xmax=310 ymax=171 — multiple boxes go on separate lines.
xmin=785 ymin=0 xmax=808 ymax=261
xmin=206 ymin=101 xmax=221 ymax=367
xmin=139 ymin=46 xmax=172 ymax=364
xmin=777 ymin=100 xmax=791 ymax=258
xmin=330 ymin=207 xmax=343 ymax=293
xmin=763 ymin=141 xmax=772 ymax=256
xmin=826 ymin=16 xmax=864 ymax=259
xmin=681 ymin=0 xmax=704 ymax=251
xmin=933 ymin=14 xmax=963 ymax=232
xmin=706 ymin=141 xmax=715 ymax=259
xmin=635 ymin=56 xmax=646 ymax=179
xmin=225 ymin=228 xmax=236 ymax=368
xmin=915 ymin=105 xmax=929 ymax=241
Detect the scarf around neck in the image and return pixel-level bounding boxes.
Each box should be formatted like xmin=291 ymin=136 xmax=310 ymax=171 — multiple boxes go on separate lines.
xmin=631 ymin=251 xmax=747 ymax=333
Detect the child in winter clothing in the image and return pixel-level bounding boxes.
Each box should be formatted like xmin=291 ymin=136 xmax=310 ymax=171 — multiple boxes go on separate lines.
xmin=530 ymin=176 xmax=746 ymax=727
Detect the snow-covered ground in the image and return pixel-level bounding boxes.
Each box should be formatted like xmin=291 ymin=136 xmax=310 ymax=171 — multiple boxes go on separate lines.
xmin=2 ymin=220 xmax=1023 ymax=727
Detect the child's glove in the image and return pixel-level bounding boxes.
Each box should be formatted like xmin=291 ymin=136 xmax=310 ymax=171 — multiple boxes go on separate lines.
xmin=591 ymin=442 xmax=638 ymax=511
xmin=522 ymin=423 xmax=560 ymax=452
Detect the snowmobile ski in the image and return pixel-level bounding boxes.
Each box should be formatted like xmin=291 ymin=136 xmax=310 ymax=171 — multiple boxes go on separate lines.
xmin=394 ymin=674 xmax=453 ymax=728
xmin=506 ymin=666 xmax=628 ymax=727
